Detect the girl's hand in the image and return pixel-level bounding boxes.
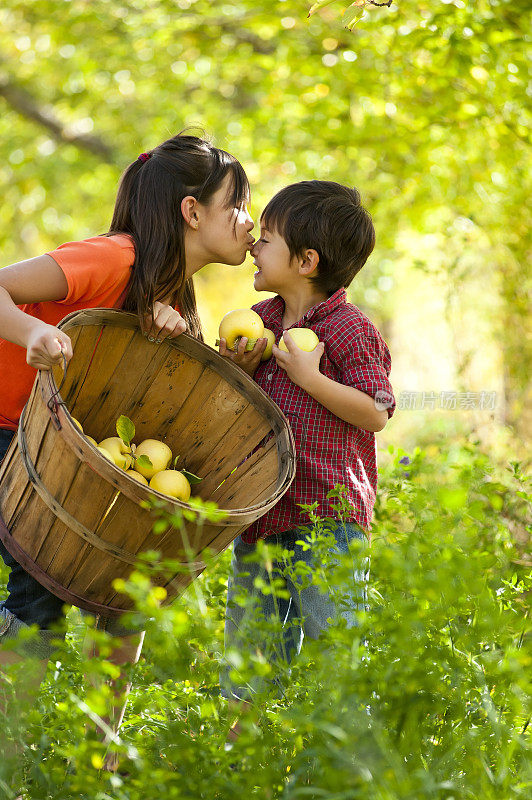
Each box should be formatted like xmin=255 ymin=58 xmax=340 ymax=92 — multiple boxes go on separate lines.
xmin=25 ymin=323 xmax=73 ymax=371
xmin=218 ymin=336 xmax=268 ymax=378
xmin=143 ymin=301 xmax=187 ymax=342
xmin=273 ymin=330 xmax=325 ymax=388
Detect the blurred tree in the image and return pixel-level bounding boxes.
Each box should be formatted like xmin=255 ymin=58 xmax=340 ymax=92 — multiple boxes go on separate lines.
xmin=0 ymin=0 xmax=529 ymax=433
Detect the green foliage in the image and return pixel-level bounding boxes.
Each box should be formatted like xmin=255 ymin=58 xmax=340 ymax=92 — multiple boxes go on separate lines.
xmin=1 ymin=439 xmax=530 ymax=798
xmin=116 ymin=414 xmax=135 ymax=448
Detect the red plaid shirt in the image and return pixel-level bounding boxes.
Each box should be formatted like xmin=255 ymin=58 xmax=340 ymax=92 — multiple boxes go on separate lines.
xmin=241 ymin=288 xmax=395 ymax=544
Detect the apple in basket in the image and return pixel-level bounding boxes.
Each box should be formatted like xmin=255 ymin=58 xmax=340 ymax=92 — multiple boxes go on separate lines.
xmin=98 ymin=437 xmax=133 ymax=470
xmin=134 ymin=439 xmax=173 ymax=479
xmin=150 ymin=468 xmax=191 ymax=502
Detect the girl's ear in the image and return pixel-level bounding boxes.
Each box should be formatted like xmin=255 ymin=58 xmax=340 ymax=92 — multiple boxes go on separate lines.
xmin=181 ymin=196 xmax=199 ymax=229
xmin=299 ymin=249 xmax=320 ymax=276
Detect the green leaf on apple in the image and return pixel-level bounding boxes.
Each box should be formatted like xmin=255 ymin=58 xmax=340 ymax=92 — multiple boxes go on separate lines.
xmin=116 ymin=415 xmax=135 ymax=447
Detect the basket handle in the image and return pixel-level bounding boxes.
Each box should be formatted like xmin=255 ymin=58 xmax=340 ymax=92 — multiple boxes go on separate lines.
xmin=39 ymin=353 xmax=68 ymax=431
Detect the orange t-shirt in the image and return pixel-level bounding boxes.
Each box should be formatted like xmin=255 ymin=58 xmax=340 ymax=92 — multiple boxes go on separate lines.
xmin=0 ymin=234 xmax=135 ymax=431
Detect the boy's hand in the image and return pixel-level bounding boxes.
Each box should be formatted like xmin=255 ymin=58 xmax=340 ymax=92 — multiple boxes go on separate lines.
xmin=218 ymin=336 xmax=268 ymax=378
xmin=273 ymin=330 xmax=325 ymax=388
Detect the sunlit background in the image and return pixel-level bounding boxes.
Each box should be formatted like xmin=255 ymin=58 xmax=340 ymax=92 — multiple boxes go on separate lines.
xmin=1 ymin=0 xmax=529 ymax=465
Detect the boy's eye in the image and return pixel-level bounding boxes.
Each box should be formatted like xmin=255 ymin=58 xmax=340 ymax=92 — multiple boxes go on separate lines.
xmin=258 ymin=238 xmax=268 ymax=244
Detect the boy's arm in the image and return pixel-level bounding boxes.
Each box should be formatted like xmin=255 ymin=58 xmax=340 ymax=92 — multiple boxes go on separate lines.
xmin=303 ymin=371 xmax=388 ymax=432
xmin=274 ymin=331 xmax=389 ymax=433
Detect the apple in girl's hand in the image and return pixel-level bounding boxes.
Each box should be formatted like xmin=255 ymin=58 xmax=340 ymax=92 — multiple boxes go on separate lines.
xmin=99 ymin=437 xmax=133 ymax=470
xmin=150 ymin=469 xmax=191 ymax=502
xmin=218 ymin=309 xmax=265 ymax=351
xmin=278 ymin=328 xmax=319 ymax=352
xmin=260 ymin=328 xmax=275 ymax=361
xmin=134 ymin=439 xmax=172 ymax=479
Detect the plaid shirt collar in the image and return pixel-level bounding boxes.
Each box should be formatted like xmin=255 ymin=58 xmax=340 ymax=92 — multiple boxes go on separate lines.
xmin=259 ymin=288 xmax=348 ymax=331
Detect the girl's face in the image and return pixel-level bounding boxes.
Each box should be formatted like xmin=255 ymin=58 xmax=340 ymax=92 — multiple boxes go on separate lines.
xmin=190 ymin=174 xmax=255 ymax=270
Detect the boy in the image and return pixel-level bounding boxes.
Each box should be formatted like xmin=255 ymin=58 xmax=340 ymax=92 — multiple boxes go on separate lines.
xmin=218 ymin=180 xmax=395 ymax=711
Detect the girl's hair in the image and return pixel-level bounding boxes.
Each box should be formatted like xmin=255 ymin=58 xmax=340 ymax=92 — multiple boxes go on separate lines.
xmin=107 ymin=133 xmax=250 ymax=340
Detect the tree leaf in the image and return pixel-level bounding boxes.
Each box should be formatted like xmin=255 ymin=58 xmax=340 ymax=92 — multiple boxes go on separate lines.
xmin=344 ymin=5 xmax=365 ymax=29
xmin=116 ymin=415 xmax=135 ymax=447
xmin=308 ymin=0 xmax=342 ymax=19
xmin=136 ymin=454 xmax=153 ymax=470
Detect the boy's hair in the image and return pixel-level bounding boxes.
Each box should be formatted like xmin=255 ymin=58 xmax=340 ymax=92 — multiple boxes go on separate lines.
xmin=261 ymin=180 xmax=375 ymax=295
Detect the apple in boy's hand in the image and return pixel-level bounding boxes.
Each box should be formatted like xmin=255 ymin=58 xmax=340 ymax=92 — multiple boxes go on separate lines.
xmin=278 ymin=328 xmax=319 ymax=352
xmin=260 ymin=328 xmax=275 ymax=361
xmin=217 ymin=308 xmax=265 ymax=351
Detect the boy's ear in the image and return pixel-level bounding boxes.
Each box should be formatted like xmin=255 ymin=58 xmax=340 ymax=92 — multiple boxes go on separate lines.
xmin=298 ymin=249 xmax=320 ymax=277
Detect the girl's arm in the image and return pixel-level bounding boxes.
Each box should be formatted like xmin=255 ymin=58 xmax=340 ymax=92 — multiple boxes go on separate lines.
xmin=0 ymin=255 xmax=74 ymax=370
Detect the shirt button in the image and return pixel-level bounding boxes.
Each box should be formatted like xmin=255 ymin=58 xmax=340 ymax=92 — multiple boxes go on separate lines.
xmin=267 ymin=373 xmax=273 ymax=380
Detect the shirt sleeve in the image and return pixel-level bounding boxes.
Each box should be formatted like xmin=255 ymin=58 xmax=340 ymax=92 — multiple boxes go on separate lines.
xmin=326 ymin=321 xmax=396 ymax=418
xmin=47 ymin=236 xmax=134 ymax=306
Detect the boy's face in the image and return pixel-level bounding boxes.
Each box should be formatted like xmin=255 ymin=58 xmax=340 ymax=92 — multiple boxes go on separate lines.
xmin=250 ymin=223 xmax=298 ymax=293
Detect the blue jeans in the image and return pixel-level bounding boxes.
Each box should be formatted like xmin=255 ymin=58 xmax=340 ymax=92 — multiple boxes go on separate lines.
xmin=0 ymin=428 xmax=139 ymax=658
xmin=221 ymin=522 xmax=369 ymax=701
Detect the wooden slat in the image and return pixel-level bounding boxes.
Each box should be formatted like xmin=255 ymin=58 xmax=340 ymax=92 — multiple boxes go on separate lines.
xmin=66 ymin=492 xmax=149 ymax=593
xmin=65 ymin=326 xmax=138 ymax=439
xmin=12 ymin=426 xmax=84 ymax=559
xmin=37 ymin=461 xmax=118 ymax=575
xmin=51 ymin=324 xmax=105 ymax=412
xmin=163 ymin=373 xmax=250 ymax=473
xmin=122 ymin=350 xmax=205 ymax=446
xmin=195 ymin=411 xmax=272 ymax=500
xmin=209 ymin=437 xmax=278 ymax=509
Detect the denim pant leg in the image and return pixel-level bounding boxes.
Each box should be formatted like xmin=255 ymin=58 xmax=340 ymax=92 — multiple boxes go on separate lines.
xmin=282 ymin=522 xmax=369 ymax=644
xmin=221 ymin=534 xmax=299 ymax=701
xmin=221 ymin=524 xmax=369 ymax=701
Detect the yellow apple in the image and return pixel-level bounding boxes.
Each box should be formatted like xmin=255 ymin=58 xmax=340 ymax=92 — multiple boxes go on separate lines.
xmin=134 ymin=439 xmax=172 ymax=479
xmin=278 ymin=328 xmax=319 ymax=353
xmin=126 ymin=470 xmax=149 ymax=485
xmin=96 ymin=446 xmax=115 ymax=463
xmin=98 ymin=437 xmax=133 ymax=470
xmin=219 ymin=308 xmax=264 ymax=351
xmin=150 ymin=469 xmax=191 ymax=502
xmin=71 ymin=416 xmax=83 ymax=432
xmin=260 ymin=328 xmax=276 ymax=361
xmin=85 ymin=435 xmax=98 ymax=447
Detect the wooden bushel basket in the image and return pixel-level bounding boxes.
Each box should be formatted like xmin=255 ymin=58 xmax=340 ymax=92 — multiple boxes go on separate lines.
xmin=0 ymin=309 xmax=296 ymax=617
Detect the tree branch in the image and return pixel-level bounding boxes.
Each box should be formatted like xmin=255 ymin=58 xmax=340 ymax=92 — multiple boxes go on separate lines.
xmin=0 ymin=77 xmax=115 ymax=161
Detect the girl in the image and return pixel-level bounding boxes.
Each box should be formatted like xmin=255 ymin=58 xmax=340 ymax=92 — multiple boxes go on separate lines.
xmin=0 ymin=132 xmax=254 ymax=769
